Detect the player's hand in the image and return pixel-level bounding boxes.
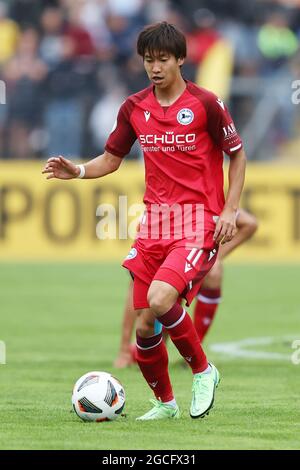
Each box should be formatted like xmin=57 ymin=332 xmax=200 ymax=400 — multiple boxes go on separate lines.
xmin=213 ymin=207 xmax=237 ymax=245
xmin=42 ymin=156 xmax=80 ymax=180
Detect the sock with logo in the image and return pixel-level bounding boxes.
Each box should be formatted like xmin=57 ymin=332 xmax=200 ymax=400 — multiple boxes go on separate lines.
xmin=136 ymin=332 xmax=174 ymax=402
xmin=194 ymin=288 xmax=222 ymax=342
xmin=158 ymin=303 xmax=208 ymax=374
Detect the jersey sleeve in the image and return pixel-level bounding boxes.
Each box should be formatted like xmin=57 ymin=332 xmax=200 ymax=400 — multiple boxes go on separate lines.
xmin=205 ymin=95 xmax=243 ymax=156
xmin=105 ymin=99 xmax=137 ymax=158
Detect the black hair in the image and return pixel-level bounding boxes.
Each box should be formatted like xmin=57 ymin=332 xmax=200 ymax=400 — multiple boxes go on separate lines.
xmin=137 ymin=21 xmax=186 ymax=60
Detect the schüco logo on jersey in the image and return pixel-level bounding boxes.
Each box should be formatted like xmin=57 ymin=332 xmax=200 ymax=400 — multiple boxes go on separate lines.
xmin=139 ymin=133 xmax=196 ymax=145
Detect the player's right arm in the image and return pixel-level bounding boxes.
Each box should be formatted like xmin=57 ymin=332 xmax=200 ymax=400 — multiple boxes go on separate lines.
xmin=42 ymin=151 xmax=122 ymax=180
xmin=42 ymin=98 xmax=137 ymax=180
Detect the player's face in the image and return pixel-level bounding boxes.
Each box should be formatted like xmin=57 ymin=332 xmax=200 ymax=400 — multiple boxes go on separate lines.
xmin=143 ymin=51 xmax=184 ymax=89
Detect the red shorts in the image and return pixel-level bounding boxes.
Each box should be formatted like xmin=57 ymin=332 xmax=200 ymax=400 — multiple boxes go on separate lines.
xmin=122 ymin=232 xmax=218 ymax=309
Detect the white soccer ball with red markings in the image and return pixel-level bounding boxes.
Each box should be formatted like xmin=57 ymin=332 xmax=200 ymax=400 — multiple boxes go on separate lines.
xmin=72 ymin=371 xmax=125 ymax=422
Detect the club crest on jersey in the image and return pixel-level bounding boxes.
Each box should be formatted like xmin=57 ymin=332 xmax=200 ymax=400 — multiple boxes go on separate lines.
xmin=177 ymin=108 xmax=194 ymax=125
xmin=126 ymin=248 xmax=137 ymax=260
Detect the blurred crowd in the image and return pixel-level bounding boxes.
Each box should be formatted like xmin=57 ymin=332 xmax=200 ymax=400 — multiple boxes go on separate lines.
xmin=0 ymin=0 xmax=300 ymax=160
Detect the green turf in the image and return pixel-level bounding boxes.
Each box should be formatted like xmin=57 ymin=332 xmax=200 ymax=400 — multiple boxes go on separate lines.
xmin=0 ymin=263 xmax=299 ymax=450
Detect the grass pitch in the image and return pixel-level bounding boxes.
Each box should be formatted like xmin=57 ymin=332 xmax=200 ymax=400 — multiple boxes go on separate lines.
xmin=0 ymin=263 xmax=299 ymax=450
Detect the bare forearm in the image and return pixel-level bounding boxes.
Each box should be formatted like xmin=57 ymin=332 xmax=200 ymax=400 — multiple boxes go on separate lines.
xmin=225 ymin=149 xmax=246 ymax=211
xmin=42 ymin=151 xmax=122 ymax=180
xmin=81 ymin=152 xmax=122 ymax=179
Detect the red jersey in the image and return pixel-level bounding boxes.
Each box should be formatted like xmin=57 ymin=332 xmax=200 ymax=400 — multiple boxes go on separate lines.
xmin=105 ymin=80 xmax=242 ymax=232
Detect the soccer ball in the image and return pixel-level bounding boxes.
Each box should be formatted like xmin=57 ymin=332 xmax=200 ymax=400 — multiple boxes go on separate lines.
xmin=72 ymin=371 xmax=125 ymax=422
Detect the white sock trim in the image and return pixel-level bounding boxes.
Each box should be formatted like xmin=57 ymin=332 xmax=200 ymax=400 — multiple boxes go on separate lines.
xmin=194 ymin=364 xmax=212 ymax=375
xmin=197 ymin=294 xmax=222 ymax=304
xmin=163 ymin=309 xmax=186 ymax=329
xmin=136 ymin=337 xmax=163 ymax=351
xmin=163 ymin=398 xmax=177 ymax=408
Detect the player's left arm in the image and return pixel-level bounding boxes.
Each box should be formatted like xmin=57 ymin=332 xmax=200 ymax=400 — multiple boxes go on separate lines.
xmin=218 ymin=208 xmax=258 ymax=259
xmin=205 ymin=92 xmax=247 ymax=245
xmin=214 ymin=148 xmax=246 ymax=245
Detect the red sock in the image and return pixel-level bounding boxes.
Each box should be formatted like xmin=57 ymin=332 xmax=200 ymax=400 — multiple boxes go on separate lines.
xmin=194 ymin=288 xmax=221 ymax=342
xmin=136 ymin=333 xmax=174 ymax=402
xmin=159 ymin=303 xmax=208 ymax=374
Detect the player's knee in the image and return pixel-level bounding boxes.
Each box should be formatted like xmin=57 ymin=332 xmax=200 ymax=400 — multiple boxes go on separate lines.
xmin=147 ymin=281 xmax=178 ymax=316
xmin=147 ymin=289 xmax=170 ymax=316
xmin=136 ymin=325 xmax=153 ymax=338
xmin=147 ymin=292 xmax=167 ymax=315
xmin=136 ymin=315 xmax=155 ymax=338
xmin=239 ymin=212 xmax=259 ymax=238
xmin=246 ymin=215 xmax=258 ymax=236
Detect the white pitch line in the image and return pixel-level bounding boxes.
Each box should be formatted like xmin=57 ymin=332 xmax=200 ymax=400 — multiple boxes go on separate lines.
xmin=209 ymin=335 xmax=300 ymax=361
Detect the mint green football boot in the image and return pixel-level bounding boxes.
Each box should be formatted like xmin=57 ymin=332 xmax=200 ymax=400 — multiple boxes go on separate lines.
xmin=190 ymin=363 xmax=220 ymax=419
xmin=136 ymin=399 xmax=180 ymax=421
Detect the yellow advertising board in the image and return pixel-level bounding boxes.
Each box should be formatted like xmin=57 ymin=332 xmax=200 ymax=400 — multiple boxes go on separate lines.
xmin=0 ymin=161 xmax=299 ymax=263
xmin=0 ymin=161 xmax=145 ymax=262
